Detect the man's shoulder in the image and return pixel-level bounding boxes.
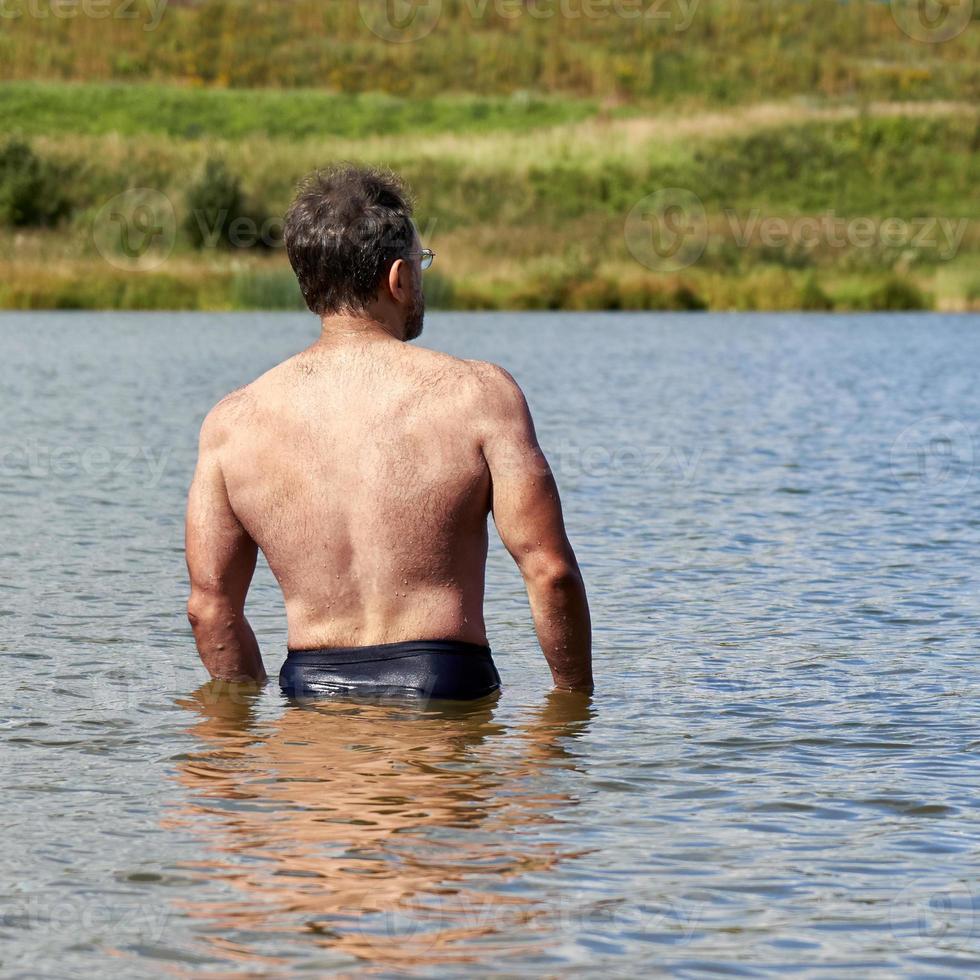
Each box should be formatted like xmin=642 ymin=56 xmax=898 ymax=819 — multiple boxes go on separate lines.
xmin=201 ymin=355 xmax=293 ymax=434
xmin=409 ymin=346 xmax=523 ymax=404
xmin=198 ymin=384 xmax=256 ymax=450
xmin=459 ymin=357 xmax=528 ymax=420
xmin=464 ymin=358 xmax=520 ymax=392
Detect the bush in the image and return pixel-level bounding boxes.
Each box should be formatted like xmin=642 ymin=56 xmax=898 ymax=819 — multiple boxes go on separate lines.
xmin=184 ymin=158 xmax=271 ymax=250
xmin=672 ymin=283 xmax=709 ymax=311
xmin=832 ymin=275 xmax=932 ymax=311
xmin=509 ymin=270 xmax=576 ymax=310
xmin=617 ymin=276 xmax=707 ymax=311
xmin=864 ymin=276 xmax=931 ymax=311
xmin=799 ymin=274 xmax=834 ymax=311
xmin=564 ymin=277 xmax=622 ymax=311
xmin=0 ymin=141 xmax=70 ymax=227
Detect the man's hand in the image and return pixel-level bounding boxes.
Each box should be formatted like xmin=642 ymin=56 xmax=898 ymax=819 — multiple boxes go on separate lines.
xmin=478 ymin=364 xmax=593 ymax=692
xmin=185 ymin=406 xmax=267 ymax=683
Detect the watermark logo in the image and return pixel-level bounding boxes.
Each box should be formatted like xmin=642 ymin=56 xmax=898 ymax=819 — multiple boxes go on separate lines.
xmin=890 ymin=416 xmax=974 ymax=493
xmin=890 ymin=879 xmax=976 ymax=951
xmin=625 ymin=188 xmax=708 ymax=273
xmin=93 ymin=188 xmax=176 ymax=272
xmin=890 ymin=0 xmax=973 ymax=42
xmin=359 ymin=0 xmax=443 ymax=42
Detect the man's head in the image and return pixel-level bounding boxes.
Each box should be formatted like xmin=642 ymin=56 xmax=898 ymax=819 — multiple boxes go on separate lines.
xmin=283 ymin=165 xmax=426 ymax=341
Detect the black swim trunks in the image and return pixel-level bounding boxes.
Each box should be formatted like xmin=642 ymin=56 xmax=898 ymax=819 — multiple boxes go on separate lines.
xmin=279 ymin=639 xmax=501 ymax=701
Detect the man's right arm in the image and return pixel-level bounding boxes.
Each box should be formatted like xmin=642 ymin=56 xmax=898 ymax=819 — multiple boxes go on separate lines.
xmin=477 ymin=364 xmax=593 ymax=692
xmin=185 ymin=406 xmax=266 ymax=684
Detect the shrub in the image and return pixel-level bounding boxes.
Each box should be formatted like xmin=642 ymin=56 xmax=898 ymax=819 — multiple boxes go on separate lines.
xmin=672 ymin=283 xmax=708 ymax=311
xmin=184 ymin=158 xmax=271 ymax=250
xmin=864 ymin=276 xmax=931 ymax=311
xmin=616 ymin=276 xmax=707 ymax=311
xmin=832 ymin=275 xmax=932 ymax=311
xmin=0 ymin=141 xmax=70 ymax=227
xmin=564 ymin=277 xmax=622 ymax=311
xmin=799 ymin=274 xmax=834 ymax=311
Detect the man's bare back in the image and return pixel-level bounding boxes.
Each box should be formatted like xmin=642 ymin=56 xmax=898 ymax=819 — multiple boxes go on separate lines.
xmin=185 ymin=165 xmax=591 ymax=696
xmin=203 ymin=336 xmax=502 ymax=651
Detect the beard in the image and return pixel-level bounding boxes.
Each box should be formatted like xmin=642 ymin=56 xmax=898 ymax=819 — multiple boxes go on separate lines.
xmin=404 ymin=283 xmax=425 ymax=341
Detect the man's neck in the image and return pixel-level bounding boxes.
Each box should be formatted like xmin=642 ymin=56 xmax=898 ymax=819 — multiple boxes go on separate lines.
xmin=316 ymin=313 xmax=402 ymax=345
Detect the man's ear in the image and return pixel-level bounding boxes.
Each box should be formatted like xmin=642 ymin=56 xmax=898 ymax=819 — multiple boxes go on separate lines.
xmin=387 ymin=258 xmax=409 ymax=303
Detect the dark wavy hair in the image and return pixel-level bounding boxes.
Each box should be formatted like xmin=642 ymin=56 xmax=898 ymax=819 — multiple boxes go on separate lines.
xmin=283 ymin=165 xmax=416 ymax=316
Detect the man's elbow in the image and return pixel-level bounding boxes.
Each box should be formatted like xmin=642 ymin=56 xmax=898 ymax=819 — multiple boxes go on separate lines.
xmin=522 ymin=555 xmax=584 ymax=592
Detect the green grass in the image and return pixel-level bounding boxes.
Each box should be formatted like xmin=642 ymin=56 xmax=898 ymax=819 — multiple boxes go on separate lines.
xmin=695 ymin=115 xmax=980 ymax=216
xmin=23 ymin=106 xmax=974 ymax=226
xmin=0 ymin=81 xmax=593 ymax=140
xmin=0 ymin=82 xmax=977 ymax=311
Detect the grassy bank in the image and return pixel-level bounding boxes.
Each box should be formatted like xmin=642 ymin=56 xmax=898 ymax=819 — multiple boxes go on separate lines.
xmin=0 ymin=85 xmax=976 ymax=311
xmin=5 ymin=254 xmax=972 ymax=313
xmin=0 ymin=82 xmax=593 ymax=140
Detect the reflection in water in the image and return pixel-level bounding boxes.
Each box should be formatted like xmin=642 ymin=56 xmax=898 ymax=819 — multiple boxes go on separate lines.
xmin=170 ymin=684 xmax=594 ymax=970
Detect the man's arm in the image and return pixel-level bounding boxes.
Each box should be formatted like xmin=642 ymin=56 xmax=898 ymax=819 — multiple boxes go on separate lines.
xmin=185 ymin=410 xmax=266 ymax=683
xmin=478 ymin=365 xmax=593 ymax=692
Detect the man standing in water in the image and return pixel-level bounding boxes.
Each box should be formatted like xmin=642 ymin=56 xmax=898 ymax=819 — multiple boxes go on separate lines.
xmin=185 ymin=166 xmax=592 ymax=699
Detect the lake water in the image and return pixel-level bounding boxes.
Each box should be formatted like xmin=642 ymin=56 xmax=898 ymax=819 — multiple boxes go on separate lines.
xmin=2 ymin=311 xmax=979 ymax=977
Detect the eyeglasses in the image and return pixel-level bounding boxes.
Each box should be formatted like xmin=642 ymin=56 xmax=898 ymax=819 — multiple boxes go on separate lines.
xmin=411 ymin=248 xmax=435 ymax=271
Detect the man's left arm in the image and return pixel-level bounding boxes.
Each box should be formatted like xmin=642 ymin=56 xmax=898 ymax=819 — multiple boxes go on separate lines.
xmin=185 ymin=413 xmax=266 ymax=682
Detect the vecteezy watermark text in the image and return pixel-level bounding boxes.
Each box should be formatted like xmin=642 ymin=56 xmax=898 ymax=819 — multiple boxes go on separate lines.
xmin=626 ymin=189 xmax=970 ymax=272
xmin=358 ymin=0 xmax=699 ymax=42
xmin=0 ymin=443 xmax=172 ymax=487
xmin=726 ymin=211 xmax=968 ymax=261
xmin=0 ymin=894 xmax=171 ymax=941
xmin=548 ymin=439 xmax=702 ymax=484
xmin=0 ymin=0 xmax=167 ymax=31
xmin=92 ymin=186 xmax=441 ymax=269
